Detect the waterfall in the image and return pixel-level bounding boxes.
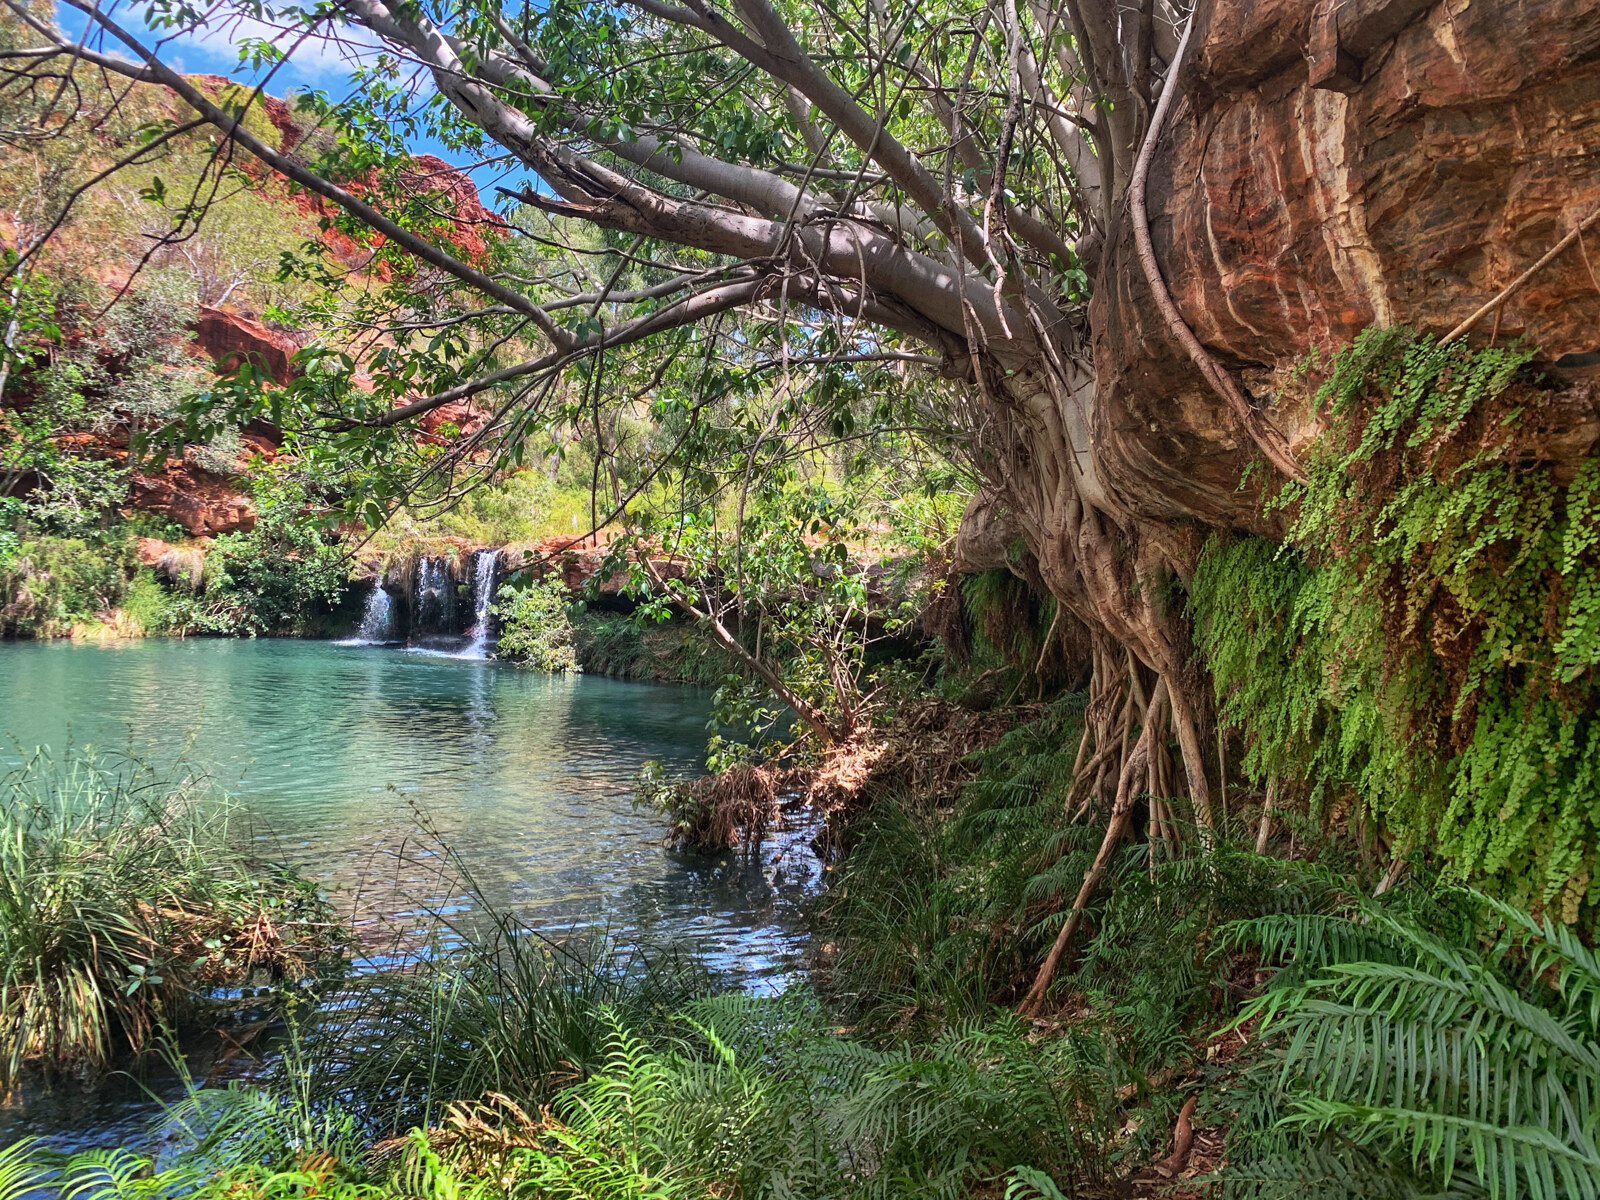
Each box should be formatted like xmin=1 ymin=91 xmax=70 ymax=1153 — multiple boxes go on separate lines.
xmin=336 ymin=581 xmax=394 ymax=645
xmin=415 ymin=555 xmax=454 ymax=634
xmin=460 ymin=549 xmax=499 ymax=659
xmin=357 ymin=583 xmax=395 ymax=640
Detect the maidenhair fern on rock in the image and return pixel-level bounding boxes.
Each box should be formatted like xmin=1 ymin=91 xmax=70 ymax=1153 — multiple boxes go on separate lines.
xmin=1192 ymin=328 xmax=1600 ymax=919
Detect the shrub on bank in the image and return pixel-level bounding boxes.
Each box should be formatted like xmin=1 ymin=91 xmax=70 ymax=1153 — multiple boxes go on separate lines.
xmin=0 ymin=749 xmax=344 ymax=1083
xmin=492 ymin=575 xmax=578 ymax=672
xmin=0 ymin=535 xmax=139 ymax=638
xmin=170 ymin=509 xmax=351 ymax=637
xmin=575 ymin=611 xmax=733 ymax=685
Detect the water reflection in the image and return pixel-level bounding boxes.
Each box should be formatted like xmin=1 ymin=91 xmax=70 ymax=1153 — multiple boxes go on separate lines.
xmin=0 ymin=638 xmax=819 ymax=1148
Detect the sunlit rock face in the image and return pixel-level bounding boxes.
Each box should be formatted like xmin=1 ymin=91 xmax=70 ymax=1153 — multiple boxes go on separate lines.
xmin=1087 ymin=0 xmax=1600 ymax=533
xmin=129 ymin=463 xmax=257 ymax=536
xmin=193 ymin=306 xmax=302 ymax=385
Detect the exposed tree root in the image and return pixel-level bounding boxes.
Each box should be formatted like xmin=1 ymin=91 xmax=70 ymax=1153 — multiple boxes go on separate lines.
xmin=1153 ymin=1094 xmax=1198 ymax=1178
xmin=1442 ymin=200 xmax=1600 ymax=345
xmin=1128 ymin=5 xmax=1304 ymax=485
xmin=1255 ymin=776 xmax=1277 ymax=855
xmin=1018 ymin=680 xmax=1170 ymax=1016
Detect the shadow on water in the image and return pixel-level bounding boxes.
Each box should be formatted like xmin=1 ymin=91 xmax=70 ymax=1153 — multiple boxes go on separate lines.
xmin=0 ymin=638 xmax=822 ymax=1150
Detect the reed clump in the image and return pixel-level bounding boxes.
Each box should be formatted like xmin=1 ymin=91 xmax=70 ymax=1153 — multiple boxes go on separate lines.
xmin=0 ymin=748 xmax=345 ymax=1084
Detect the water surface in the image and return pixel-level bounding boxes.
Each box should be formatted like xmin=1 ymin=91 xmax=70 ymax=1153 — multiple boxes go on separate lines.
xmin=0 ymin=638 xmax=817 ymax=1147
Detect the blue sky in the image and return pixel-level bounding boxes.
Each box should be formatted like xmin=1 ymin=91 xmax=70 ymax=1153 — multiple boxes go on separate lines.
xmin=53 ymin=0 xmax=534 ymax=198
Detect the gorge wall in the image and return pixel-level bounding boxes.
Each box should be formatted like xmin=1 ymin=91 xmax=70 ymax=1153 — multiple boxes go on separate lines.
xmin=1087 ymin=0 xmax=1600 ymax=538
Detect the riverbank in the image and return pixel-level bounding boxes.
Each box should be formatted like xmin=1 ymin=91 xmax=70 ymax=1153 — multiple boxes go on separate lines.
xmin=0 ymin=640 xmax=813 ymax=1150
xmin=0 ymin=748 xmax=344 ymax=1090
xmin=5 ymin=681 xmax=1590 ymax=1198
xmin=1 ymin=522 xmax=741 ymax=684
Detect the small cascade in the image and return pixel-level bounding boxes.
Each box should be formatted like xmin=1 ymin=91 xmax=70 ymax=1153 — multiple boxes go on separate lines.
xmin=414 ymin=555 xmax=456 ymax=634
xmin=335 ymin=581 xmax=395 ymax=645
xmin=460 ymin=549 xmax=499 ymax=659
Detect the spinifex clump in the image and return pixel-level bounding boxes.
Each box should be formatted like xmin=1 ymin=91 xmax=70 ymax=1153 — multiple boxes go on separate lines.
xmin=0 ymin=749 xmax=346 ymax=1083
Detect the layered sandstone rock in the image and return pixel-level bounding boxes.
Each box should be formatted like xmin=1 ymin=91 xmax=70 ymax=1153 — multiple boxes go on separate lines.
xmin=194 ymin=306 xmax=301 ymax=385
xmin=130 ymin=464 xmax=256 ymax=536
xmin=1091 ymin=0 xmax=1600 ymax=535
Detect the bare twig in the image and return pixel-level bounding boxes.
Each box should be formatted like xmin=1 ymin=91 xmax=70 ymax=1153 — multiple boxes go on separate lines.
xmin=1441 ymin=201 xmax=1600 ymax=345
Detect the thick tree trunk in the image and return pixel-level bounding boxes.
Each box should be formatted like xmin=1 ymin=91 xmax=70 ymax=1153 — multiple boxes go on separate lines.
xmin=960 ymin=0 xmax=1600 ymax=861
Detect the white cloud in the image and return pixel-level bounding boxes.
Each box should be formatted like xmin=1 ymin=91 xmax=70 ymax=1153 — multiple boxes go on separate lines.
xmin=168 ymin=13 xmax=381 ymax=82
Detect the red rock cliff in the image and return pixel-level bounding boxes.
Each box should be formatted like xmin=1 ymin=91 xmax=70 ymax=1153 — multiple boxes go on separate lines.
xmin=1090 ymin=0 xmax=1600 ymax=532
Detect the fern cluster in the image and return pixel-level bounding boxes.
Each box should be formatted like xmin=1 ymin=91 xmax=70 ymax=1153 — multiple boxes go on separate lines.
xmin=1192 ymin=327 xmax=1600 ymax=917
xmin=816 ymin=698 xmax=1095 ymax=1027
xmin=1223 ymin=890 xmax=1600 ymax=1199
xmin=498 ymin=993 xmax=1105 ymax=1199
xmin=817 ymin=700 xmax=1354 ymax=1177
xmin=940 ymin=568 xmax=1075 ymax=700
xmin=0 ymin=1090 xmax=493 ymax=1200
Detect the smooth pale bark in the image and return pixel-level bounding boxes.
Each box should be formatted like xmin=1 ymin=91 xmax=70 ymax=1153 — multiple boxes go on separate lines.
xmin=640 ymin=559 xmax=841 ymax=746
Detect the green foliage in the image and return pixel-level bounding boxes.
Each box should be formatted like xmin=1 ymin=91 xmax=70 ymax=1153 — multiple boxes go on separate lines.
xmin=0 ymin=1095 xmax=390 ymax=1200
xmin=1192 ymin=329 xmax=1600 ymax=917
xmin=817 ymin=700 xmax=1102 ymax=1028
xmin=0 ymin=472 xmax=355 ymax=641
xmin=632 ymin=480 xmax=925 ymax=752
xmin=1 ymin=269 xmax=211 ymax=534
xmin=575 ymin=610 xmax=647 ymax=674
xmin=573 ymin=612 xmax=731 ymax=685
xmin=932 ymin=567 xmax=1076 ymax=704
xmin=0 ymin=1140 xmax=203 ymax=1200
xmin=492 ymin=573 xmax=579 ymax=672
xmin=161 ymin=1080 xmax=376 ymax=1184
xmin=817 ymin=698 xmax=1339 ymax=1180
xmin=0 ymin=534 xmax=138 ymax=636
xmin=120 ymin=569 xmax=178 ymax=635
xmin=172 ymin=479 xmax=352 ymax=636
xmin=295 ymin=901 xmax=711 ymax=1138
xmin=961 ymin=569 xmax=1047 ymax=670
xmin=372 ymin=473 xmax=597 ymax=549
xmin=0 ymin=996 xmax=1108 ymax=1200
xmin=0 ymin=748 xmax=342 ymax=1084
xmin=483 ymin=993 xmax=1107 ymax=1200
xmin=1223 ymin=890 xmax=1600 ymax=1200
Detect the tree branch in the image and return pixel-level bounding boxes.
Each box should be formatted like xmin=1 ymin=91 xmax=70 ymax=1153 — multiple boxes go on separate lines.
xmin=36 ymin=0 xmax=575 ymax=353
xmin=345 ymin=277 xmax=766 ymax=428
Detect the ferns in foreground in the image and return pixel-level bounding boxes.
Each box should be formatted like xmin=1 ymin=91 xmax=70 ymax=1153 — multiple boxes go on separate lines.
xmin=1224 ymin=891 xmax=1600 ymax=1200
xmin=508 ymin=993 xmax=1108 ymax=1200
